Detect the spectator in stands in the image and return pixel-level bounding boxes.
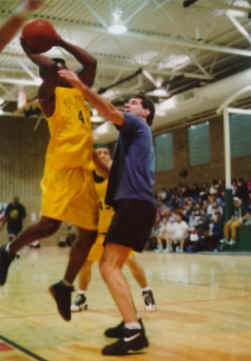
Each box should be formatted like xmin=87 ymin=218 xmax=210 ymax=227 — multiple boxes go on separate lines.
xmin=156 ymin=198 xmax=169 ymax=218
xmin=155 ymin=216 xmax=169 ymax=252
xmin=157 ymin=187 xmax=168 ymax=202
xmin=209 ymin=212 xmax=223 ymax=239
xmin=206 ymin=194 xmax=223 ymax=219
xmin=0 ymin=196 xmax=26 ymax=242
xmin=236 ymin=178 xmax=248 ymax=204
xmin=199 ymin=183 xmax=209 ymax=201
xmin=189 ymin=184 xmax=200 ymax=199
xmin=166 ymin=214 xmax=189 ymax=253
xmin=191 ymin=225 xmax=219 ymax=252
xmin=188 ymin=210 xmax=200 ymax=230
xmin=209 ymin=180 xmax=218 ymax=196
xmin=221 ymin=197 xmax=251 ymax=246
xmin=231 ymin=179 xmax=238 ymax=197
xmin=247 ymin=192 xmax=251 ymax=212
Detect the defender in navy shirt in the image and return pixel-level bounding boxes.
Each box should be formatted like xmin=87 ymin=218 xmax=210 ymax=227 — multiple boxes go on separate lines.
xmin=106 ymin=111 xmax=155 ymax=206
xmin=56 ymin=70 xmax=157 ymax=356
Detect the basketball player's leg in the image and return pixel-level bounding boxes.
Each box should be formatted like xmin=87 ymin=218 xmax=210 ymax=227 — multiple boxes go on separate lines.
xmin=49 ymin=227 xmax=97 ymax=321
xmin=126 ymin=255 xmax=157 ymax=311
xmin=0 ymin=216 xmax=61 ymax=286
xmin=100 ymin=243 xmax=148 ymax=355
xmin=9 ymin=216 xmax=61 ymax=256
xmin=100 ymin=243 xmax=136 ymax=322
xmin=78 ymin=260 xmax=93 ymax=291
xmin=71 ymin=233 xmax=105 ymax=312
xmin=64 ymin=228 xmax=96 ymax=284
xmin=49 ymin=169 xmax=99 ymax=320
xmin=71 ymin=260 xmax=92 ymax=312
xmin=126 ymin=255 xmax=147 ymax=288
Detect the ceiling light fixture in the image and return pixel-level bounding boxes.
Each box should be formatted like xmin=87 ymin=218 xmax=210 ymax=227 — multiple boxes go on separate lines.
xmin=108 ymin=9 xmax=127 ymax=35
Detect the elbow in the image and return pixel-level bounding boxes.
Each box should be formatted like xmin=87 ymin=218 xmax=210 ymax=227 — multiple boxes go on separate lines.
xmin=86 ymin=61 xmax=97 ymax=87
xmin=90 ymin=58 xmax=97 ymax=75
xmin=92 ymin=57 xmax=97 ymax=69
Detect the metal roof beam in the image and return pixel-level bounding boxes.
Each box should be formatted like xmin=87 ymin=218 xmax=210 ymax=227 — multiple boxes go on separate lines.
xmin=51 ymin=21 xmax=251 ymax=57
xmin=227 ymin=14 xmax=251 ymax=45
xmin=0 ymin=77 xmax=41 ymax=86
xmin=194 ymin=0 xmax=251 ymax=14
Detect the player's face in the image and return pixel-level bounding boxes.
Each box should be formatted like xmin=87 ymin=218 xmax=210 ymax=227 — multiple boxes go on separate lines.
xmin=124 ymin=98 xmax=149 ymax=120
xmin=96 ymin=148 xmax=111 ymax=167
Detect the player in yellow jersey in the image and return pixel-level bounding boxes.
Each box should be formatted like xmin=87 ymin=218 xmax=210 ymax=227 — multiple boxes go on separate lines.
xmin=0 ymin=29 xmax=99 ymax=322
xmin=0 ymin=0 xmax=44 ymax=53
xmin=71 ymin=147 xmax=157 ymax=312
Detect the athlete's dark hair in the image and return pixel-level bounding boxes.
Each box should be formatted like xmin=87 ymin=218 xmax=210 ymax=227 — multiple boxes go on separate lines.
xmin=39 ymin=58 xmax=66 ymax=79
xmin=135 ymin=95 xmax=155 ymax=126
xmin=52 ymin=58 xmax=66 ymax=66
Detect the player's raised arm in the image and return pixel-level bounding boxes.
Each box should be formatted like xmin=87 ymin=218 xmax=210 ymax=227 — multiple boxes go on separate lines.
xmin=0 ymin=0 xmax=44 ymax=53
xmin=58 ymin=70 xmax=124 ymax=126
xmin=54 ymin=36 xmax=97 ymax=87
xmin=20 ymin=36 xmax=56 ymax=69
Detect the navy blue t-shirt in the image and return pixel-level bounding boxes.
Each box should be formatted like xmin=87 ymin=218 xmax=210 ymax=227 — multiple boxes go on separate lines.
xmin=106 ymin=112 xmax=155 ymax=206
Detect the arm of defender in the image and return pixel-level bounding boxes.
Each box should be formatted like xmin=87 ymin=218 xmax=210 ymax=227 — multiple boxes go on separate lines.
xmin=58 ymin=70 xmax=124 ymax=126
xmin=0 ymin=0 xmax=44 ymax=53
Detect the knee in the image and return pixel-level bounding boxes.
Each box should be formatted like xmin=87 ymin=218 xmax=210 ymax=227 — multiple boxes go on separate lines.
xmin=99 ymin=258 xmax=112 ymax=281
xmin=77 ymin=230 xmax=97 ymax=249
xmin=38 ymin=218 xmax=60 ymax=237
xmin=73 ymin=234 xmax=95 ymax=253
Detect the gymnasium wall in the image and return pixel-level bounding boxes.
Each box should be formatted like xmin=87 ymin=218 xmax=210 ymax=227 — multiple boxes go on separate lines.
xmin=155 ymin=115 xmax=251 ymax=189
xmin=0 ymin=116 xmax=53 ymax=243
xmin=1 ymin=114 xmax=251 ymax=242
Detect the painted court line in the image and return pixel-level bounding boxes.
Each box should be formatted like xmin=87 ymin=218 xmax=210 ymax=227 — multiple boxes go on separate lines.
xmin=0 ymin=335 xmax=49 ymax=361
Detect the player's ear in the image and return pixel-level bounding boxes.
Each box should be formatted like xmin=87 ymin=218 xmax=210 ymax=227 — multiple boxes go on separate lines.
xmin=143 ymin=108 xmax=150 ymax=118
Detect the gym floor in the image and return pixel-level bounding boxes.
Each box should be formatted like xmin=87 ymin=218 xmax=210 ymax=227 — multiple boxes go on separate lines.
xmin=0 ymin=246 xmax=250 ymax=361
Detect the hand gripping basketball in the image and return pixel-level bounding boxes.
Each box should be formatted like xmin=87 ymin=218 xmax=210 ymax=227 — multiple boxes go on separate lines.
xmin=21 ymin=18 xmax=57 ymax=53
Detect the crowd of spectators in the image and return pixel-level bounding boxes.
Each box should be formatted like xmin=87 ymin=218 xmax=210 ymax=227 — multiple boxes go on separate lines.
xmin=148 ymin=178 xmax=251 ymax=253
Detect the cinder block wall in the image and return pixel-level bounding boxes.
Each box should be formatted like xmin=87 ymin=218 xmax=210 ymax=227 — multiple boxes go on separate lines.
xmin=0 ymin=116 xmax=64 ymax=244
xmin=155 ymin=116 xmax=251 ymax=189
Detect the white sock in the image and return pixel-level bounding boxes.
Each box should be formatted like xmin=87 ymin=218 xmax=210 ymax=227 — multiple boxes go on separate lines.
xmin=77 ymin=290 xmax=85 ymax=295
xmin=142 ymin=286 xmax=151 ymax=293
xmin=125 ymin=322 xmax=141 ymax=330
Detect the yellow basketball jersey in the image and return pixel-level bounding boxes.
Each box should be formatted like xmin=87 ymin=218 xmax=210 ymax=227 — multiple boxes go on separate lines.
xmin=43 ymin=87 xmax=94 ymax=171
xmin=93 ymin=171 xmax=114 ymax=234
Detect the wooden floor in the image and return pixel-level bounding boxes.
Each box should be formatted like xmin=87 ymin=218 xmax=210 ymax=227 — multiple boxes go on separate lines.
xmin=0 ymin=246 xmax=251 ymax=361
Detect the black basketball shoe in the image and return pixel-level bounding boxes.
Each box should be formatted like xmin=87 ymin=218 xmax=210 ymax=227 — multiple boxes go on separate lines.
xmin=102 ymin=327 xmax=149 ymax=355
xmin=49 ymin=280 xmax=74 ymax=321
xmin=0 ymin=243 xmax=14 ymax=286
xmin=104 ymin=318 xmax=144 ymax=338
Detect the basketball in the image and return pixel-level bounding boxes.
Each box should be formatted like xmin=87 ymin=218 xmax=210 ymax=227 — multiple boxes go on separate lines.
xmin=21 ymin=19 xmax=56 ymax=53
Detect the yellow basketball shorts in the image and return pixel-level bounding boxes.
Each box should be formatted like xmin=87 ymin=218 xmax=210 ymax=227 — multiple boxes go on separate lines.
xmin=87 ymin=233 xmax=135 ymax=262
xmin=41 ymin=167 xmax=98 ymax=230
xmin=87 ymin=233 xmax=105 ymax=262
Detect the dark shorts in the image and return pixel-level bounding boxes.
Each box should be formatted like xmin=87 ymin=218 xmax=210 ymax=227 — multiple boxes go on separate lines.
xmin=105 ymin=199 xmax=157 ymax=252
xmin=7 ymin=225 xmax=22 ymax=236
